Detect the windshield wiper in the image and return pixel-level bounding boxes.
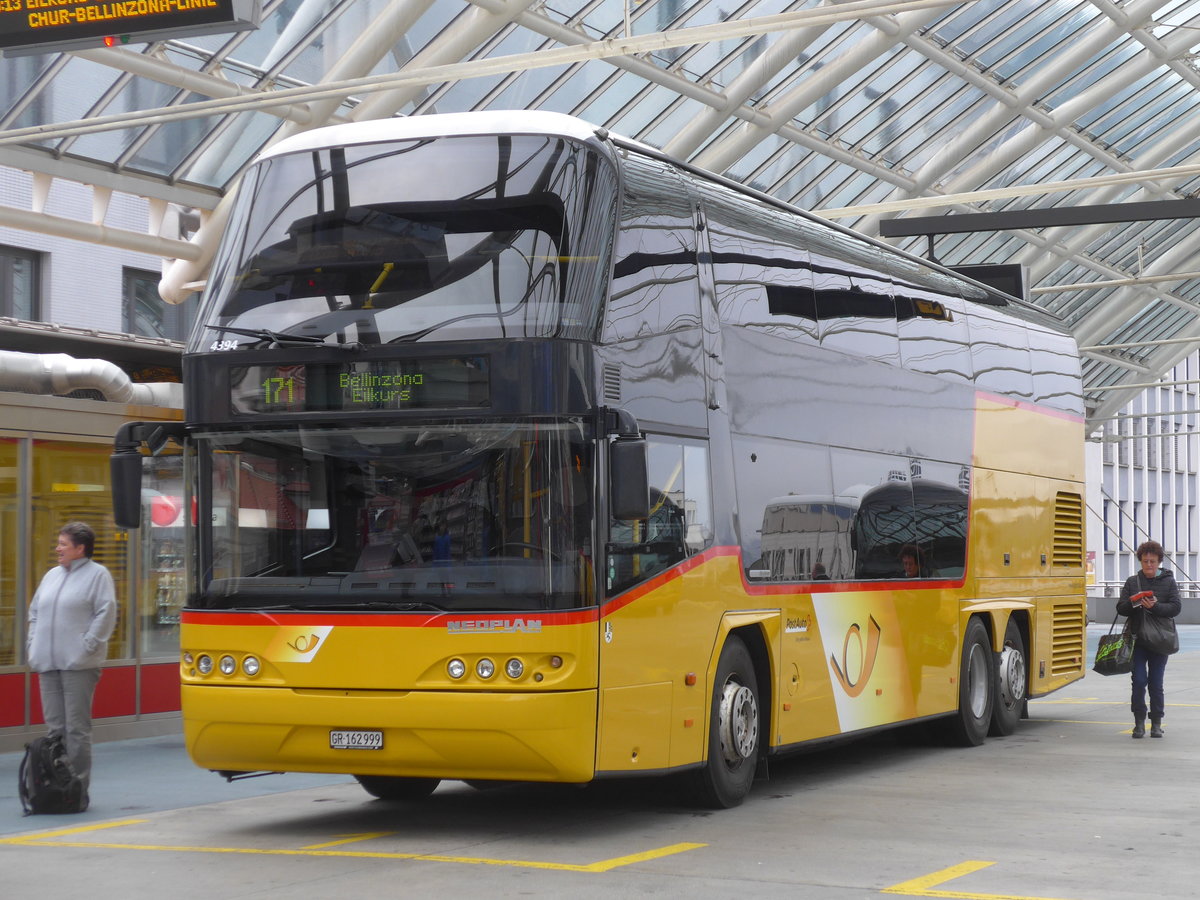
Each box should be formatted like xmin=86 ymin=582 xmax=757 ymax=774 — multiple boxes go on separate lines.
xmin=210 ymin=325 xmax=331 ymax=348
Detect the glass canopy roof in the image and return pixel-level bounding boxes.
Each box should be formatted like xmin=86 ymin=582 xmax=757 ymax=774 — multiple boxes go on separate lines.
xmin=4 ymin=0 xmax=1200 ymax=428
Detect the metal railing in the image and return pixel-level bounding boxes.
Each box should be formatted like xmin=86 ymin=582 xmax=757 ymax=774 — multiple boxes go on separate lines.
xmin=1092 ymin=580 xmax=1200 ymax=601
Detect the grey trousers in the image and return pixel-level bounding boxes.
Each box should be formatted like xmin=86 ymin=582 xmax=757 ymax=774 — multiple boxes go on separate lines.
xmin=39 ymin=668 xmax=102 ymax=793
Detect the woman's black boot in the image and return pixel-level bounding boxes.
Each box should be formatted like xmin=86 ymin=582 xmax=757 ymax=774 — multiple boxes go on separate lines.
xmin=1150 ymin=718 xmax=1163 ymax=738
xmin=1132 ymin=719 xmax=1145 ymax=739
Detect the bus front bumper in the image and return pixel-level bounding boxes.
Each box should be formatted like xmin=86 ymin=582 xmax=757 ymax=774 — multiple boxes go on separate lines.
xmin=182 ymin=684 xmax=597 ymax=783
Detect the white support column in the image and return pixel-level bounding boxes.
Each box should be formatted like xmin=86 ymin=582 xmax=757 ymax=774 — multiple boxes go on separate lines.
xmin=91 ymin=186 xmax=112 ymax=226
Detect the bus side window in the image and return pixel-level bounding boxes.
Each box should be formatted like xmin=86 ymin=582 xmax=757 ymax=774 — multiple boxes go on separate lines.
xmin=607 ymin=439 xmax=712 ymax=596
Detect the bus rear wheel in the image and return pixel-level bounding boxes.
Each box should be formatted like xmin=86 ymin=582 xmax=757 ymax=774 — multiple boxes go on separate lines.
xmin=939 ymin=617 xmax=994 ymax=747
xmin=691 ymin=635 xmax=760 ymax=809
xmin=988 ymin=617 xmax=1027 ymax=737
xmin=354 ymin=775 xmax=440 ymax=801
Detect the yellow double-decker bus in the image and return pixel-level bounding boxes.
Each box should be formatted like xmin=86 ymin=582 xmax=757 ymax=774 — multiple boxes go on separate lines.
xmin=111 ymin=111 xmax=1086 ymax=808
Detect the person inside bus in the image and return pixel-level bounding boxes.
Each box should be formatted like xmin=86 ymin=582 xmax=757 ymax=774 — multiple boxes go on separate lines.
xmin=432 ymin=517 xmax=453 ymax=566
xmin=811 ymin=563 xmax=830 ymax=580
xmin=899 ymin=544 xmax=923 ymax=578
xmin=1116 ymin=540 xmax=1181 ymax=739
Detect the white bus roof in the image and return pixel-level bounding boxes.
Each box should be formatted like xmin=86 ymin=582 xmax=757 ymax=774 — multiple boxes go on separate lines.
xmin=261 ymin=111 xmax=607 ymax=162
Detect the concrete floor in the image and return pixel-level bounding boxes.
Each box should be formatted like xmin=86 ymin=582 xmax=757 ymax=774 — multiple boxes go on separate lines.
xmin=1 ymin=626 xmax=1197 ymax=899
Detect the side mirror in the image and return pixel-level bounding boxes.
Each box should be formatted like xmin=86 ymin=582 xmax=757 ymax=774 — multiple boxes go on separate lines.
xmin=110 ymin=449 xmax=144 ymax=529
xmin=609 ymin=437 xmax=649 ymax=521
xmin=110 ymin=420 xmax=187 ymax=529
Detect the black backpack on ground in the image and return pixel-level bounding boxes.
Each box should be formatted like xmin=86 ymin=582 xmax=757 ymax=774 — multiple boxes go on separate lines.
xmin=18 ymin=735 xmax=86 ymax=815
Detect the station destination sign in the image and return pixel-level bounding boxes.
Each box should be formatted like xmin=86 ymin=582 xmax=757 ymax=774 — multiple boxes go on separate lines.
xmin=0 ymin=0 xmax=260 ymax=56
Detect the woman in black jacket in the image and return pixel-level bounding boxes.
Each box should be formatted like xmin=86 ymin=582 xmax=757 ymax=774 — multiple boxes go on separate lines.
xmin=1116 ymin=540 xmax=1182 ymax=738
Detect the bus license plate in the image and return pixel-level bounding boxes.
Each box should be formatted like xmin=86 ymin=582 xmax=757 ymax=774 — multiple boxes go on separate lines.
xmin=330 ymin=730 xmax=383 ymax=750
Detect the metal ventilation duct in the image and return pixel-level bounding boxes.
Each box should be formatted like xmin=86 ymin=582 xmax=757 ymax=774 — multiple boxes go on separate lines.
xmin=0 ymin=350 xmax=182 ymax=407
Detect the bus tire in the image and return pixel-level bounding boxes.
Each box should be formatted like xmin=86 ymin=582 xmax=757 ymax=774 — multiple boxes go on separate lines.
xmin=354 ymin=775 xmax=440 ymax=801
xmin=940 ymin=617 xmax=994 ymax=747
xmin=691 ymin=635 xmax=760 ymax=809
xmin=988 ymin=617 xmax=1027 ymax=737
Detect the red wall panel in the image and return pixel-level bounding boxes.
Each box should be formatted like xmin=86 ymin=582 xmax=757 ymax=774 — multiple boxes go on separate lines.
xmin=140 ymin=662 xmax=181 ymax=714
xmin=93 ymin=665 xmax=136 ymax=718
xmin=0 ymin=673 xmax=26 ymax=727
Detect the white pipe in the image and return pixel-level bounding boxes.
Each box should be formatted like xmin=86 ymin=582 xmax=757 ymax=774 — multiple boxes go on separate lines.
xmin=0 ymin=204 xmax=201 ymax=261
xmin=0 ymin=351 xmax=183 ymax=407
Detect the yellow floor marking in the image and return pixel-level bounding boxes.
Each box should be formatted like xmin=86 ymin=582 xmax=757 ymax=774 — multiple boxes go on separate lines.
xmin=882 ymin=860 xmax=1080 ymax=900
xmin=1032 ymin=699 xmax=1200 ymax=707
xmin=302 ymin=832 xmax=395 ymax=850
xmin=0 ymin=819 xmax=149 ymax=841
xmin=0 ymin=820 xmax=704 ymax=873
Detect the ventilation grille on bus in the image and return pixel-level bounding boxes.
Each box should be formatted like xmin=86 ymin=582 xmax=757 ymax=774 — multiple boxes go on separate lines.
xmin=1053 ymin=491 xmax=1084 ymax=568
xmin=602 ymin=363 xmax=621 ymax=402
xmin=1051 ymin=603 xmax=1086 ymax=675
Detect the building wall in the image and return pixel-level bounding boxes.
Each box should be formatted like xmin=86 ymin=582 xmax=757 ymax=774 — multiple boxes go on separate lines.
xmin=1 ymin=166 xmax=163 ymax=331
xmin=1087 ymin=351 xmax=1200 ymax=609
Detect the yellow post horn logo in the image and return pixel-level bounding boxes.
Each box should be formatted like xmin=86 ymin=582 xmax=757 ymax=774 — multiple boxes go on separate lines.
xmin=830 ymin=615 xmax=881 ymax=698
xmin=287 ymin=633 xmax=321 ymax=653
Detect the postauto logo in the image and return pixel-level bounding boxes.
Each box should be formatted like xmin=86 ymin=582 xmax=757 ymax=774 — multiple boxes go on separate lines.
xmin=447 ymin=618 xmax=543 ymax=634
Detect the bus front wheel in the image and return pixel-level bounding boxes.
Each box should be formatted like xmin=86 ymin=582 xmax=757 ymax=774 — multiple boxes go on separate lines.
xmin=691 ymin=635 xmax=760 ymax=809
xmin=354 ymin=775 xmax=440 ymax=801
xmin=988 ymin=617 xmax=1027 ymax=737
xmin=940 ymin=617 xmax=994 ymax=747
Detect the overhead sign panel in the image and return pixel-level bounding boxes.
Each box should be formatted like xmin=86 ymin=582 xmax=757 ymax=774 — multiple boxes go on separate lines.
xmin=0 ymin=0 xmax=260 ymax=56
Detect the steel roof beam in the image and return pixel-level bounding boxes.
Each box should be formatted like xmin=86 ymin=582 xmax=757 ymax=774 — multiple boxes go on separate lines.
xmin=878 ymin=198 xmax=1200 ymax=236
xmin=69 ymin=47 xmax=313 ymax=126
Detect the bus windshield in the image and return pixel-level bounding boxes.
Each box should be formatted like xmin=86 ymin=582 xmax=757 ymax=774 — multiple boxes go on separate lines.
xmin=194 ymin=420 xmax=595 ymax=611
xmin=194 ymin=135 xmax=616 ymax=349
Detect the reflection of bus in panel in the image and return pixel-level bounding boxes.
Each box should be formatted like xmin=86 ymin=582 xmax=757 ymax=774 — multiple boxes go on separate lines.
xmin=756 ymin=474 xmax=969 ymax=583
xmin=756 ymin=492 xmax=860 ymax=582
xmin=110 ymin=111 xmax=1086 ymax=810
xmin=852 ymin=477 xmax=969 ymax=580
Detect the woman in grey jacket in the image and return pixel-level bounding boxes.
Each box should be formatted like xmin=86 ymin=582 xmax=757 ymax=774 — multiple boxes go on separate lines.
xmin=1116 ymin=540 xmax=1182 ymax=739
xmin=26 ymin=522 xmax=117 ymax=807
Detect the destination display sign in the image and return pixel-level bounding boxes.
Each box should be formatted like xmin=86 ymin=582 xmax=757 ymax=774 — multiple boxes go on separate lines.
xmin=230 ymin=358 xmax=491 ymax=416
xmin=0 ymin=0 xmax=260 ymax=56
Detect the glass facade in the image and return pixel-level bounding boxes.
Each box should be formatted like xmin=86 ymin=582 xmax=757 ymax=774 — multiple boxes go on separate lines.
xmin=0 ymin=438 xmax=18 ymax=668
xmin=0 ymin=401 xmax=185 ymax=743
xmin=30 ymin=440 xmax=129 ymax=662
xmin=124 ymin=267 xmax=199 ymax=343
xmin=0 ymin=245 xmax=41 ymax=320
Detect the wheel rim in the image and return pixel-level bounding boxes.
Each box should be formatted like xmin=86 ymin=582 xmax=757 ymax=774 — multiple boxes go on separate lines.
xmin=966 ymin=642 xmax=990 ymax=719
xmin=997 ymin=644 xmax=1026 ymax=709
xmin=718 ymin=680 xmax=758 ymax=765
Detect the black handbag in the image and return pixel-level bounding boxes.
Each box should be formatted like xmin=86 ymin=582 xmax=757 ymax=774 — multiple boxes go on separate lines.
xmin=1093 ymin=614 xmax=1136 ymax=676
xmin=1138 ymin=610 xmax=1179 ymax=655
xmin=1132 ymin=573 xmax=1180 ymax=656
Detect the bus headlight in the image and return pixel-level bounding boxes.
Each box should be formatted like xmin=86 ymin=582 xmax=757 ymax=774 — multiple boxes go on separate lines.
xmin=504 ymin=658 xmax=524 ymax=679
xmin=219 ymin=655 xmax=236 ymax=676
xmin=197 ymin=654 xmax=214 ymax=675
xmin=447 ymin=659 xmax=466 ymax=679
xmin=476 ymin=658 xmax=495 ymax=679
xmin=242 ymin=656 xmax=260 ymax=677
